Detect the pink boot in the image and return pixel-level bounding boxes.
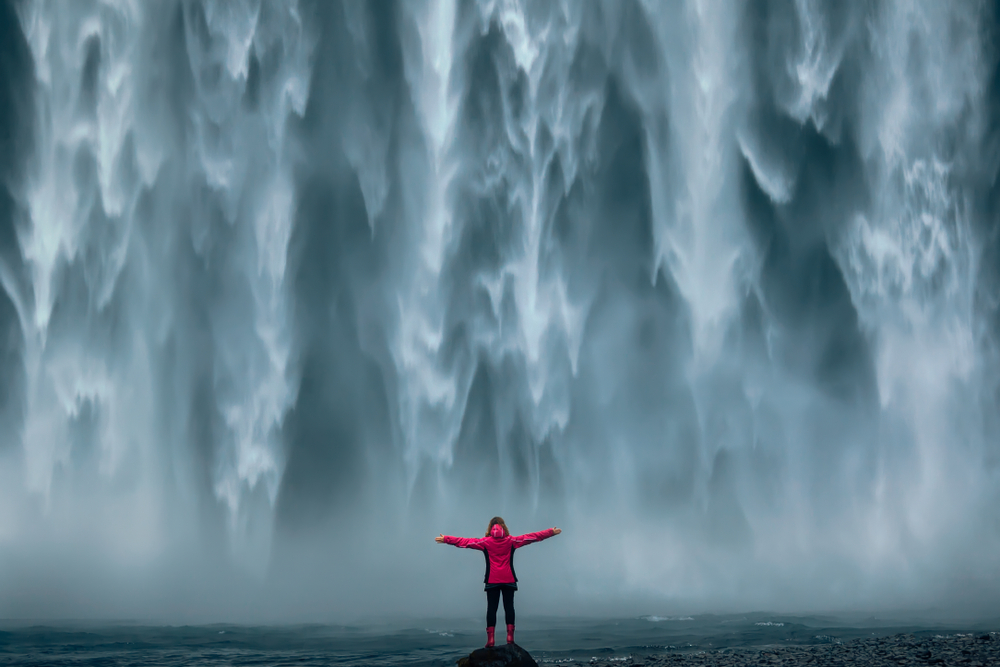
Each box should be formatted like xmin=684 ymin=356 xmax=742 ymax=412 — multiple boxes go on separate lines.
xmin=485 ymin=626 xmax=495 ymax=647
xmin=506 ymin=624 xmax=515 ymax=644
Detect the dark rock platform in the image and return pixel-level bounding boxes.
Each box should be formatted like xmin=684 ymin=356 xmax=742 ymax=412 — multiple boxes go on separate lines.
xmin=457 ymin=642 xmax=538 ymax=667
xmin=567 ymin=631 xmax=999 ymax=666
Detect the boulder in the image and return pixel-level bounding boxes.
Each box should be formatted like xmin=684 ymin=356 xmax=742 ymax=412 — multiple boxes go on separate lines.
xmin=456 ymin=643 xmax=538 ymax=667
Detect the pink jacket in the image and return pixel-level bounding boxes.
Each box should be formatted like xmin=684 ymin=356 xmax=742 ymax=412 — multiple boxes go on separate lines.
xmin=442 ymin=527 xmax=557 ymax=585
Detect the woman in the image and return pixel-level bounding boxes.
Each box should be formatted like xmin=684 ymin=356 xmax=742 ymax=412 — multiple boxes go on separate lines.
xmin=436 ymin=517 xmax=561 ymax=647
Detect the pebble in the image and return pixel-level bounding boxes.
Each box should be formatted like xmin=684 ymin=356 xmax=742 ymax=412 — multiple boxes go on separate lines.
xmin=554 ymin=631 xmax=1000 ymax=667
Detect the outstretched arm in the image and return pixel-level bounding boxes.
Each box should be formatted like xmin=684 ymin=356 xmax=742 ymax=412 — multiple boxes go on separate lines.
xmin=512 ymin=527 xmax=561 ymax=548
xmin=435 ymin=534 xmax=487 ymax=550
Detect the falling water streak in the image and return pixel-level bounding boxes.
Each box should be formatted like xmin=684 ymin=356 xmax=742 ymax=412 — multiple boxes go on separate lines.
xmin=15 ymin=0 xmax=152 ymax=499
xmin=635 ymin=0 xmax=752 ymax=529
xmin=487 ymin=0 xmax=571 ymax=508
xmin=396 ymin=0 xmax=462 ymax=479
xmin=665 ymin=0 xmax=747 ymax=368
xmin=830 ymin=1 xmax=988 ymax=567
xmin=8 ymin=0 xmax=314 ymax=575
xmin=189 ymin=1 xmax=313 ymax=563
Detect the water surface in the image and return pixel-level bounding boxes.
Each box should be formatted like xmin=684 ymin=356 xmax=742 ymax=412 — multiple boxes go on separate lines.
xmin=2 ymin=613 xmax=996 ymax=666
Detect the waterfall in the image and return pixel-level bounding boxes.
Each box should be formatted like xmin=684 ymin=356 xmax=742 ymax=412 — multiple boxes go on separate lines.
xmin=0 ymin=0 xmax=997 ymax=620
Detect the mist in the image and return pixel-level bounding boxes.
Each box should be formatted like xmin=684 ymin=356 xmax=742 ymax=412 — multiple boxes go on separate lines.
xmin=0 ymin=0 xmax=999 ymax=624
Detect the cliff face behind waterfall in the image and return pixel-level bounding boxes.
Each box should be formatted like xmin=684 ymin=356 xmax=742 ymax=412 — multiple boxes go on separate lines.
xmin=0 ymin=0 xmax=998 ymax=621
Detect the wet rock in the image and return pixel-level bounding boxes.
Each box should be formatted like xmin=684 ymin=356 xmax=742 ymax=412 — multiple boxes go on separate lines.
xmin=456 ymin=642 xmax=538 ymax=667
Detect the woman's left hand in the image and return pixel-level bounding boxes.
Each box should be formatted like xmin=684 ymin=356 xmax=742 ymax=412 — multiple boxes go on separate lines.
xmin=552 ymin=527 xmax=561 ymax=535
xmin=435 ymin=534 xmax=445 ymax=543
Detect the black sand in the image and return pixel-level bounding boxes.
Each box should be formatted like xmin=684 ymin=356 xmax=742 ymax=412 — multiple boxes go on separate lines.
xmin=571 ymin=631 xmax=999 ymax=667
xmin=0 ymin=620 xmax=996 ymax=665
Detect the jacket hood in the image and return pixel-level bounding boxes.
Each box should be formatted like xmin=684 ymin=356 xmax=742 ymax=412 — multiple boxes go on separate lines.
xmin=490 ymin=524 xmax=506 ymax=539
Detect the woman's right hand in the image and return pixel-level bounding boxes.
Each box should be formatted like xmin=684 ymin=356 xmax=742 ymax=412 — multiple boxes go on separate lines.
xmin=552 ymin=527 xmax=561 ymax=535
xmin=435 ymin=534 xmax=445 ymax=543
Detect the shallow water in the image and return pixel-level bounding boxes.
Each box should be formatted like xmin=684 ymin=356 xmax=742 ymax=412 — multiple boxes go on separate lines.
xmin=1 ymin=613 xmax=996 ymax=666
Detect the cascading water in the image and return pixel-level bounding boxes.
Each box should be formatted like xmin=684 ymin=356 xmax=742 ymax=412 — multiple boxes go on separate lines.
xmin=0 ymin=0 xmax=998 ymax=621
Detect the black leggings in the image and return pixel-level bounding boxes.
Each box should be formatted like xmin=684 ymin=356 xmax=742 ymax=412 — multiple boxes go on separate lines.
xmin=486 ymin=586 xmax=515 ymax=627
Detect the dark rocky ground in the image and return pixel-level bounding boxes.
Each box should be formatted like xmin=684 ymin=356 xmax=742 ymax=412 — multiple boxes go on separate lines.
xmin=550 ymin=631 xmax=1000 ymax=666
xmin=458 ymin=642 xmax=537 ymax=666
